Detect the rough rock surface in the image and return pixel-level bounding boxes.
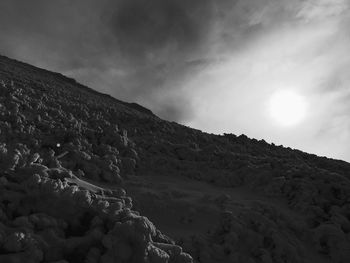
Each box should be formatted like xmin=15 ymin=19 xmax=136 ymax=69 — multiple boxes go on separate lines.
xmin=0 ymin=55 xmax=192 ymax=263
xmin=1 ymin=54 xmax=350 ymax=262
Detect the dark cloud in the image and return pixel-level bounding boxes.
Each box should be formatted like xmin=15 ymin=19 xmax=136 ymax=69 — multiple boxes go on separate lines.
xmin=0 ymin=0 xmax=220 ymax=121
xmin=105 ymin=0 xmax=213 ymax=59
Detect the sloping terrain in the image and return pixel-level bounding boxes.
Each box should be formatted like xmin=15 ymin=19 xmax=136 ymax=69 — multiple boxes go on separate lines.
xmin=1 ymin=54 xmax=350 ymax=263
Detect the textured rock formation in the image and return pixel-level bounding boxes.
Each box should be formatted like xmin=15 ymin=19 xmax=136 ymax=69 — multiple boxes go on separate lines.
xmin=0 ymin=55 xmax=192 ymax=262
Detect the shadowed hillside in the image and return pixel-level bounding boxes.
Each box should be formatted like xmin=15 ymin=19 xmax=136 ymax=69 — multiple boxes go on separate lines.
xmin=1 ymin=54 xmax=350 ymax=263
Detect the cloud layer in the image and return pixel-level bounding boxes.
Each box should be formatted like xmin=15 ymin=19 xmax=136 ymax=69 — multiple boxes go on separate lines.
xmin=0 ymin=0 xmax=217 ymax=121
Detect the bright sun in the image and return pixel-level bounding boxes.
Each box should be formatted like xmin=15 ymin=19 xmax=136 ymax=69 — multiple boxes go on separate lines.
xmin=268 ymin=90 xmax=307 ymax=126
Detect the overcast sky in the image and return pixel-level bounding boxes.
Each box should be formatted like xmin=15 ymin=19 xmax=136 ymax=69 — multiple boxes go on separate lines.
xmin=0 ymin=0 xmax=349 ymax=162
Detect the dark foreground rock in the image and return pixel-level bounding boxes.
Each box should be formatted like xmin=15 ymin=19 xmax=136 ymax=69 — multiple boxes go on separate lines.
xmin=0 ymin=55 xmax=192 ymax=263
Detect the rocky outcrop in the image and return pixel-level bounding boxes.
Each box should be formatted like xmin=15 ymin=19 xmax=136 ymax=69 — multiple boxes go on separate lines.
xmin=0 ymin=55 xmax=192 ymax=262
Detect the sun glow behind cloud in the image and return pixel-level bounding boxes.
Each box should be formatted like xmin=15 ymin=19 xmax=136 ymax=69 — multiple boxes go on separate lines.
xmin=185 ymin=7 xmax=350 ymax=161
xmin=268 ymin=90 xmax=307 ymax=127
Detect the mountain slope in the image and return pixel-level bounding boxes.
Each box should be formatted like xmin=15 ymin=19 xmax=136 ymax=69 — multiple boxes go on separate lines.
xmin=1 ymin=54 xmax=350 ymax=263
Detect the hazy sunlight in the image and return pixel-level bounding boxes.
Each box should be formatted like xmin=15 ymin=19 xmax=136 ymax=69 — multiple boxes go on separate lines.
xmin=269 ymin=90 xmax=307 ymax=127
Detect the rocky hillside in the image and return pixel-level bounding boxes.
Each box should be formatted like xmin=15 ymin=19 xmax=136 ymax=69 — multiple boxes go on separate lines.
xmin=1 ymin=54 xmax=350 ymax=263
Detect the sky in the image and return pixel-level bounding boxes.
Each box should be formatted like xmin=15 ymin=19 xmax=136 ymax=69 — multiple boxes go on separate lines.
xmin=0 ymin=0 xmax=349 ymax=162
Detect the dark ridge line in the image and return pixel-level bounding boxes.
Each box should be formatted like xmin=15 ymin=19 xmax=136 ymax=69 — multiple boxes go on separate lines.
xmin=0 ymin=54 xmax=155 ymax=117
xmin=1 ymin=53 xmax=349 ymax=169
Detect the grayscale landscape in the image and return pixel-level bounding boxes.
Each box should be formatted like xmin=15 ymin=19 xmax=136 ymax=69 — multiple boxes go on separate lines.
xmin=1 ymin=55 xmax=350 ymax=263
